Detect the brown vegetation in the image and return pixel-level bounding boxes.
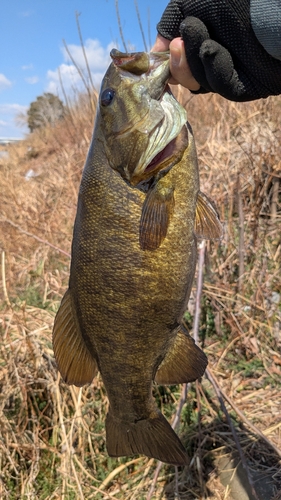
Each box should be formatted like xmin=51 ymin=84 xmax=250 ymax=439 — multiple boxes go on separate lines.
xmin=0 ymin=88 xmax=280 ymax=499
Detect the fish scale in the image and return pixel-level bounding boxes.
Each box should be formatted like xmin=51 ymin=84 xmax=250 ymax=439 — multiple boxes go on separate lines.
xmin=53 ymin=50 xmax=222 ymax=465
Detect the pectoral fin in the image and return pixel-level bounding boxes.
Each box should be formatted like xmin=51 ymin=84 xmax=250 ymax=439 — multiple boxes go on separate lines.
xmin=52 ymin=290 xmax=98 ymax=386
xmin=155 ymin=326 xmax=207 ymax=385
xmin=139 ymin=182 xmax=175 ymax=251
xmin=195 ymin=191 xmax=223 ymax=240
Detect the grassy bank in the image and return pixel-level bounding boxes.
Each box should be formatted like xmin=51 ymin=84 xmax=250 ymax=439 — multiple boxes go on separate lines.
xmin=0 ymin=88 xmax=280 ymax=499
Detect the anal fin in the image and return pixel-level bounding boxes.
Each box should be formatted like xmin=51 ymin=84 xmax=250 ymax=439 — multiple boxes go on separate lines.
xmin=52 ymin=289 xmax=98 ymax=386
xmin=155 ymin=326 xmax=207 ymax=385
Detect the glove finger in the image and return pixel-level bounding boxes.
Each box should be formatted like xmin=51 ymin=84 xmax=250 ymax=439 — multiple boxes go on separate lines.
xmin=179 ymin=16 xmax=212 ymax=92
xmin=199 ymin=40 xmax=248 ymax=101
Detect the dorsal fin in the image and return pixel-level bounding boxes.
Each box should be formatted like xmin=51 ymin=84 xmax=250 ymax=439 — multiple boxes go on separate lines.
xmin=155 ymin=325 xmax=207 ymax=385
xmin=53 ymin=290 xmax=98 ymax=386
xmin=195 ymin=191 xmax=223 ymax=240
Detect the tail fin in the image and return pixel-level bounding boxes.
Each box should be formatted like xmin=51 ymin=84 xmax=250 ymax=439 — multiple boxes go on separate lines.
xmin=106 ymin=410 xmax=189 ymax=466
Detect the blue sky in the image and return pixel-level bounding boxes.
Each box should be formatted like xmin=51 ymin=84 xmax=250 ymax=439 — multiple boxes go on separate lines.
xmin=0 ymin=0 xmax=168 ymax=138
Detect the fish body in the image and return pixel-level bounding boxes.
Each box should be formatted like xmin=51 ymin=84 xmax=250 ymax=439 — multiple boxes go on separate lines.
xmin=53 ymin=50 xmax=220 ymax=466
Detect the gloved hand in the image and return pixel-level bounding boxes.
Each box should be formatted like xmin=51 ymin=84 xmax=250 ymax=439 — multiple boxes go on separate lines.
xmin=157 ymin=0 xmax=281 ymax=101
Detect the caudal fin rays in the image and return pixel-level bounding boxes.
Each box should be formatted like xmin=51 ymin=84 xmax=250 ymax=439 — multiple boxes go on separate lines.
xmin=106 ymin=409 xmax=189 ymax=466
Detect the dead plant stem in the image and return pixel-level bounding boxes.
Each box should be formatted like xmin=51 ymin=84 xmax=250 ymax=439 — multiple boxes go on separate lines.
xmin=271 ymin=178 xmax=279 ymax=220
xmin=218 ymin=381 xmax=281 ymax=459
xmin=206 ymin=367 xmax=260 ymax=500
xmin=134 ymin=0 xmax=148 ymax=52
xmin=147 ymin=6 xmax=151 ymax=50
xmin=193 ymin=240 xmax=206 ymax=345
xmin=146 ymin=383 xmax=189 ymax=500
xmin=1 ymin=251 xmax=11 ymax=307
xmin=237 ymin=174 xmax=245 ymax=293
xmin=195 ymin=235 xmax=260 ymax=499
xmin=147 ymin=239 xmax=207 ymax=500
xmin=1 ymin=218 xmax=71 ymax=258
xmin=75 ymin=12 xmax=95 ymax=92
xmin=100 ymin=458 xmax=143 ymax=491
xmin=115 ymin=0 xmax=127 ymax=52
xmin=62 ymin=39 xmax=94 ymax=113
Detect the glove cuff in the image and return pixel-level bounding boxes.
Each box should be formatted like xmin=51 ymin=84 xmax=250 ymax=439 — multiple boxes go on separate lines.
xmin=157 ymin=0 xmax=186 ymax=40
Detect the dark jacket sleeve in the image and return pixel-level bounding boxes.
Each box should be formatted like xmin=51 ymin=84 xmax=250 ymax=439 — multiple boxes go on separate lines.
xmin=250 ymin=0 xmax=281 ymax=61
xmin=157 ymin=0 xmax=281 ymax=101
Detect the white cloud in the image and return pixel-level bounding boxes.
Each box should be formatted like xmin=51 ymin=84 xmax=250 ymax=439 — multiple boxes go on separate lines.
xmin=0 ymin=74 xmax=12 ymax=91
xmin=62 ymin=39 xmax=115 ymax=72
xmin=18 ymin=10 xmax=34 ymax=17
xmin=0 ymin=119 xmax=8 ymax=126
xmin=22 ymin=64 xmax=33 ymax=71
xmin=47 ymin=64 xmax=83 ymax=95
xmin=0 ymin=103 xmax=27 ymax=114
xmin=46 ymin=39 xmax=115 ymax=95
xmin=25 ymin=76 xmax=39 ymax=84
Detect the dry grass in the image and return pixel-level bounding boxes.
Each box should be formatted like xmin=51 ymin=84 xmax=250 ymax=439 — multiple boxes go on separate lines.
xmin=0 ymin=86 xmax=280 ymax=499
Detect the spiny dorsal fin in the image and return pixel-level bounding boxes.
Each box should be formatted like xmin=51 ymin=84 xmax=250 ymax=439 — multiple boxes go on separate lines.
xmin=52 ymin=290 xmax=98 ymax=387
xmin=139 ymin=182 xmax=175 ymax=251
xmin=155 ymin=325 xmax=207 ymax=385
xmin=195 ymin=191 xmax=223 ymax=240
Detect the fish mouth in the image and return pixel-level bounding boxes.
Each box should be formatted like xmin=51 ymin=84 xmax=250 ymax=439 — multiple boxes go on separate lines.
xmin=108 ymin=51 xmax=188 ymax=186
xmin=131 ymin=89 xmax=187 ymax=184
xmin=144 ymin=137 xmax=178 ymax=173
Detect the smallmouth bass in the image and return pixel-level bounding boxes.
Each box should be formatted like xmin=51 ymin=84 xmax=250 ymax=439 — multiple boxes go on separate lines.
xmin=53 ymin=50 xmax=221 ymax=466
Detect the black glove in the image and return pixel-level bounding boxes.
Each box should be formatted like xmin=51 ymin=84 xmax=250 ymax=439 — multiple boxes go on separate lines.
xmin=157 ymin=0 xmax=281 ymax=101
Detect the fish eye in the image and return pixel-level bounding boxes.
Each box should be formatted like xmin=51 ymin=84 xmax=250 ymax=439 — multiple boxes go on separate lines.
xmin=101 ymin=88 xmax=115 ymax=106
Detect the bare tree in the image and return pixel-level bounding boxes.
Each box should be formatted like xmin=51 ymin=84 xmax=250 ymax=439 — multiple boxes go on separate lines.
xmin=27 ymin=93 xmax=65 ymax=132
